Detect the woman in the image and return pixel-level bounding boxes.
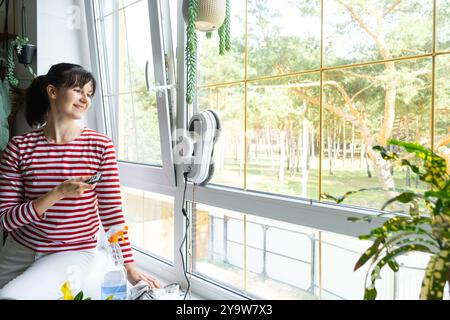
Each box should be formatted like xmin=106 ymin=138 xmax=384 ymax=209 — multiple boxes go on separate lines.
xmin=0 ymin=63 xmax=160 ymax=299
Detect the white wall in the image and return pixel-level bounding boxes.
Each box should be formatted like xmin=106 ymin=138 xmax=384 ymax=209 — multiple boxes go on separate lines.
xmin=13 ymin=0 xmax=98 ymax=135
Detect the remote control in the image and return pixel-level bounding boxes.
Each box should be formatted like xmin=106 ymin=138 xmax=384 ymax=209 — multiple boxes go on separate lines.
xmin=84 ymin=173 xmax=102 ymax=184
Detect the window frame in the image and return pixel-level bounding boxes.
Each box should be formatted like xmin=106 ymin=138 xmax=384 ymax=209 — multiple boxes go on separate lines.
xmin=86 ymin=0 xmax=176 ymax=189
xmin=85 ymin=0 xmax=448 ymax=299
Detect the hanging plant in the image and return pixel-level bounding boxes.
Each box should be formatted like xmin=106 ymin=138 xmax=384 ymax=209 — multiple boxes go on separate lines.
xmin=6 ymin=36 xmax=36 ymax=88
xmin=184 ymin=0 xmax=231 ymax=105
xmin=6 ymin=2 xmax=36 ymax=88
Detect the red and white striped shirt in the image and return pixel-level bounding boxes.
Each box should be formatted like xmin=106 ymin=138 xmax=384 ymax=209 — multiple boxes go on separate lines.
xmin=0 ymin=128 xmax=134 ymax=264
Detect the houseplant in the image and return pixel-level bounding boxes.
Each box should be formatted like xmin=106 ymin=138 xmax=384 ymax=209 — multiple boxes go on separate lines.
xmin=6 ymin=36 xmax=36 ymax=87
xmin=17 ymin=1 xmax=37 ymax=66
xmin=321 ymin=140 xmax=449 ymax=300
xmin=6 ymin=0 xmax=36 ymax=87
xmin=184 ymin=0 xmax=231 ymax=105
xmin=61 ymin=281 xmax=92 ymax=300
xmin=60 ymin=281 xmax=113 ymax=300
xmin=16 ymin=38 xmax=36 ymax=65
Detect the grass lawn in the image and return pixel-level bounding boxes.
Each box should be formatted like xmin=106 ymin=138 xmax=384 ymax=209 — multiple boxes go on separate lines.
xmin=211 ymin=154 xmax=427 ymax=211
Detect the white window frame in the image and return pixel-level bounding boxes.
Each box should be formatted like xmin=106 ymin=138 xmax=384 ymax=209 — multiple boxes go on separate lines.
xmin=86 ymin=0 xmax=176 ymax=189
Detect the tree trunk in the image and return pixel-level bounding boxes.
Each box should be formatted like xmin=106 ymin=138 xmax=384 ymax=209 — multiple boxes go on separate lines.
xmin=255 ymin=131 xmax=259 ymax=161
xmin=239 ymin=136 xmax=245 ymax=177
xmin=267 ymin=127 xmax=275 ymax=169
xmin=360 ymin=143 xmax=365 ymax=169
xmin=405 ymin=167 xmax=411 ymax=188
xmin=278 ymin=130 xmax=287 ymax=184
xmin=310 ymin=126 xmax=315 ymax=168
xmin=342 ymin=118 xmax=346 ymax=169
xmin=378 ymin=64 xmax=397 ymax=146
xmin=351 ymin=123 xmax=355 ymax=169
xmin=286 ymin=123 xmax=292 ymax=172
xmin=365 ymin=152 xmax=373 ymax=178
xmin=332 ymin=124 xmax=336 ymax=167
xmin=296 ymin=130 xmax=302 ymax=173
xmin=328 ymin=128 xmax=333 ymax=176
xmin=235 ymin=137 xmax=239 ymax=161
xmin=301 ymin=117 xmax=310 ymax=197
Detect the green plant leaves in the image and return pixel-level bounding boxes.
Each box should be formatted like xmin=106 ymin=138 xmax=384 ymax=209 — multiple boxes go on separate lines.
xmin=327 ymin=140 xmax=449 ymax=300
xmin=420 ymin=249 xmax=450 ymax=300
xmin=354 ymin=238 xmax=383 ymax=271
xmin=6 ymin=36 xmax=34 ymax=87
xmin=321 ymin=188 xmax=382 ymax=204
xmin=364 ymin=244 xmax=432 ymax=300
xmin=74 ymin=291 xmax=84 ymax=300
xmin=380 ymin=192 xmax=422 ymax=211
xmin=186 ymin=0 xmax=199 ymax=105
xmin=218 ymin=0 xmax=231 ymax=55
xmin=364 ymin=287 xmax=377 ymax=300
xmin=185 ymin=0 xmax=232 ymax=105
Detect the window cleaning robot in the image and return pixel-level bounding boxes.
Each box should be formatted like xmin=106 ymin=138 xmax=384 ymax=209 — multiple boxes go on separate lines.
xmin=176 ymin=109 xmax=221 ymax=299
xmin=178 ymin=109 xmax=221 ymax=185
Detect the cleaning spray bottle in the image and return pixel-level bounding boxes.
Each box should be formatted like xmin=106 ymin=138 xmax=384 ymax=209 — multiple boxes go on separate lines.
xmin=101 ymin=226 xmax=128 ymax=300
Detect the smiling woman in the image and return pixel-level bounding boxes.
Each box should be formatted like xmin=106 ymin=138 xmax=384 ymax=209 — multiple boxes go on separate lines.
xmin=0 ymin=63 xmax=161 ymax=299
xmin=24 ymin=63 xmax=97 ymax=130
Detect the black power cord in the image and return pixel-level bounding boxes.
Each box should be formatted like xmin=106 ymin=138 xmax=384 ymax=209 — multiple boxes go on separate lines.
xmin=179 ymin=171 xmax=191 ymax=300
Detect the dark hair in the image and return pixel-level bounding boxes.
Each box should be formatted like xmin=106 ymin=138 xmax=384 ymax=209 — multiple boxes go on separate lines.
xmin=25 ymin=63 xmax=97 ymax=128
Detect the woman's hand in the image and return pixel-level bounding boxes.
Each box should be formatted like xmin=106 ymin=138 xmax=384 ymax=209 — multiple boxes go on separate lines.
xmin=54 ymin=176 xmax=96 ymax=199
xmin=125 ymin=263 xmax=161 ymax=288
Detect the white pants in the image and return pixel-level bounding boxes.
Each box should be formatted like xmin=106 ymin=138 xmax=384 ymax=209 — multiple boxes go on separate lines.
xmin=0 ymin=235 xmax=108 ymax=300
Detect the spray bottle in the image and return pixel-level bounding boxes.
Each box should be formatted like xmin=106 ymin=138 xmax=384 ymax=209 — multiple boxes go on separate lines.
xmin=101 ymin=226 xmax=128 ymax=300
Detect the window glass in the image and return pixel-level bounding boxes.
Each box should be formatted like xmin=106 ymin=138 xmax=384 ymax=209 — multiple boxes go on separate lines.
xmin=197 ymin=0 xmax=448 ymax=213
xmin=198 ymin=0 xmax=246 ymax=85
xmin=324 ymin=0 xmax=433 ymax=67
xmin=247 ymin=0 xmax=321 ymax=78
xmin=96 ymin=0 xmax=162 ymax=165
xmin=191 ymin=202 xmax=439 ymax=299
xmin=122 ymin=186 xmax=174 ymax=262
xmin=437 ymin=0 xmax=450 ymax=52
xmin=322 ymin=59 xmax=432 ymax=209
xmin=198 ymin=85 xmax=245 ymax=189
xmin=435 ymin=54 xmax=450 ymax=171
xmin=246 ymin=74 xmax=321 ymax=199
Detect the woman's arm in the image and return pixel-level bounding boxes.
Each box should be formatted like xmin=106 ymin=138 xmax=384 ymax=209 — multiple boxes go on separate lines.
xmin=32 ymin=177 xmax=95 ymax=216
xmin=97 ymin=138 xmax=161 ymax=288
xmin=0 ymin=138 xmax=42 ymax=231
xmin=96 ymin=138 xmax=134 ymax=264
xmin=0 ymin=138 xmax=94 ymax=230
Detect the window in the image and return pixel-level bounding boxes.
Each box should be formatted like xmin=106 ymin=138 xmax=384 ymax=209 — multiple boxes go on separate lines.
xmin=190 ymin=202 xmax=446 ymax=300
xmin=91 ymin=0 xmax=176 ymax=262
xmin=92 ymin=0 xmax=167 ymax=166
xmin=197 ymin=0 xmax=449 ymax=211
xmin=88 ymin=0 xmax=450 ymax=300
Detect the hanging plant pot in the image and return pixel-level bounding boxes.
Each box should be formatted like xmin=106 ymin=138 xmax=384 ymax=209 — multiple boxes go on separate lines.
xmin=16 ymin=43 xmax=36 ymax=65
xmin=184 ymin=0 xmax=231 ymax=105
xmin=183 ymin=0 xmax=226 ymax=32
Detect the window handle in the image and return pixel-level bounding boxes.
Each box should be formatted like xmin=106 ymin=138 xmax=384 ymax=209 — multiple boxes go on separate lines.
xmin=145 ymin=60 xmax=150 ymax=91
xmin=146 ymin=61 xmax=177 ymax=96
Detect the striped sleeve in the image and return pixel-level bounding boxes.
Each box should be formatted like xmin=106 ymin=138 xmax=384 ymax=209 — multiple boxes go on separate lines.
xmin=97 ymin=138 xmax=134 ymax=264
xmin=0 ymin=138 xmax=43 ymax=232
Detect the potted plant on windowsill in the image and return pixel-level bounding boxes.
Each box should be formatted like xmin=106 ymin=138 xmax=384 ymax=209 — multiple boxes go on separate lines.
xmin=183 ymin=0 xmax=231 ymax=105
xmin=321 ymin=140 xmax=449 ymax=300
